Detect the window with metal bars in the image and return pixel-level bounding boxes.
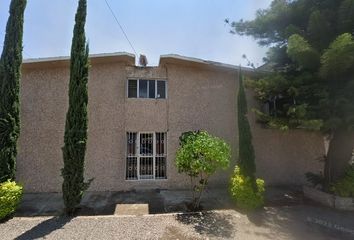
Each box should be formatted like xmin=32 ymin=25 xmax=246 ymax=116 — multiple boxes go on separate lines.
xmin=126 ymin=132 xmax=167 ymax=180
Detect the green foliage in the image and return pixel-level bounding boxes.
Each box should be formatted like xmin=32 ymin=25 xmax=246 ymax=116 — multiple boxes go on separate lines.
xmin=62 ymin=0 xmax=92 ymax=215
xmin=320 ymin=33 xmax=354 ymax=78
xmin=338 ymin=0 xmax=354 ymax=33
xmin=238 ymin=73 xmax=256 ymax=180
xmin=331 ymin=166 xmax=354 ymax=197
xmin=0 ymin=180 xmax=23 ymax=219
xmin=176 ymin=130 xmax=231 ymax=209
xmin=176 ymin=130 xmax=230 ymax=177
xmin=178 ymin=131 xmax=199 ymax=147
xmin=230 ymin=0 xmax=292 ymax=46
xmin=307 ymin=10 xmax=333 ymax=50
xmin=0 ymin=0 xmax=27 ymax=182
xmin=228 ymin=0 xmax=354 ymax=187
xmin=228 ymin=0 xmax=354 ymax=133
xmin=231 ymin=73 xmax=265 ymax=210
xmin=249 ymin=74 xmax=289 ymax=101
xmin=230 ymin=166 xmax=265 ymax=210
xmin=287 ymin=34 xmax=320 ymax=70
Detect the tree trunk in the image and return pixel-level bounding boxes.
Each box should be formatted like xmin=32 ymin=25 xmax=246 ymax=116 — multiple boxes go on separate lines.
xmin=324 ymin=129 xmax=354 ymax=190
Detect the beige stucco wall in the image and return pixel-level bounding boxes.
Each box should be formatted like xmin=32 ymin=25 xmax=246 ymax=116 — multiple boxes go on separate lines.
xmin=18 ymin=67 xmax=69 ymax=192
xmin=166 ymin=64 xmax=238 ymax=188
xmin=246 ymin=90 xmax=325 ymax=186
xmin=17 ymin=60 xmax=238 ymax=192
xmin=17 ymin=56 xmax=326 ymax=193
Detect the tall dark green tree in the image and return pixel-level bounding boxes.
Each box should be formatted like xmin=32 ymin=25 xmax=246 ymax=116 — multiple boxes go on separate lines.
xmin=62 ymin=0 xmax=92 ymax=215
xmin=237 ymin=70 xmax=256 ymax=185
xmin=228 ymin=0 xmax=354 ymax=188
xmin=0 ymin=0 xmax=27 ymax=182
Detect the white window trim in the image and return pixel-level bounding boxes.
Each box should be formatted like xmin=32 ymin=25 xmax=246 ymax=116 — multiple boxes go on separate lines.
xmin=156 ymin=80 xmax=168 ymax=99
xmin=125 ymin=132 xmax=167 ymax=181
xmin=127 ymin=79 xmax=167 ymax=99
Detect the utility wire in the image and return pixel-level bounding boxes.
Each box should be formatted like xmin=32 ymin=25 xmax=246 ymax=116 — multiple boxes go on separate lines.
xmin=104 ymin=0 xmax=138 ymax=56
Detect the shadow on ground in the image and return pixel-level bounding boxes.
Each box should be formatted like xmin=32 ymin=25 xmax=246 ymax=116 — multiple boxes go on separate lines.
xmin=14 ymin=217 xmax=72 ymax=240
xmin=176 ymin=211 xmax=235 ymax=238
xmin=16 ymin=188 xmax=233 ymax=216
xmin=246 ymin=205 xmax=354 ymax=240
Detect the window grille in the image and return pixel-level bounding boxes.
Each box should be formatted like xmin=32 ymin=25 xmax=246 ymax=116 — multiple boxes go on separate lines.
xmin=126 ymin=132 xmax=167 ymax=180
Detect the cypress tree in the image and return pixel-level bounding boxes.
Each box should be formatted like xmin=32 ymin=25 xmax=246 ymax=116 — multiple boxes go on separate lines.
xmin=0 ymin=0 xmax=27 ymax=182
xmin=237 ymin=69 xmax=256 ymax=182
xmin=62 ymin=0 xmax=92 ymax=215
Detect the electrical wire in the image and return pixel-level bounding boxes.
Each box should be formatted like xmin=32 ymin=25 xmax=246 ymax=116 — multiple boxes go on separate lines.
xmin=104 ymin=0 xmax=138 ymax=56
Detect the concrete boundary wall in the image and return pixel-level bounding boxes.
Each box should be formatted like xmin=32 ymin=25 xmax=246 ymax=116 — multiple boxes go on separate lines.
xmin=246 ymin=90 xmax=326 ymax=186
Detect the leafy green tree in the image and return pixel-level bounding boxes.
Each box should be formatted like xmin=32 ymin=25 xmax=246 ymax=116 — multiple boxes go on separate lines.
xmin=62 ymin=0 xmax=92 ymax=215
xmin=230 ymin=71 xmax=265 ymax=210
xmin=338 ymin=0 xmax=354 ymax=33
xmin=228 ymin=0 xmax=354 ymax=189
xmin=176 ymin=130 xmax=231 ymax=210
xmin=287 ymin=34 xmax=320 ymax=70
xmin=0 ymin=0 xmax=27 ymax=182
xmin=237 ymin=72 xmax=256 ymax=182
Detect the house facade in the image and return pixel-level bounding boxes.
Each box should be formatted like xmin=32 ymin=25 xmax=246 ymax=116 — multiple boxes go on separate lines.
xmin=17 ymin=53 xmax=325 ymax=192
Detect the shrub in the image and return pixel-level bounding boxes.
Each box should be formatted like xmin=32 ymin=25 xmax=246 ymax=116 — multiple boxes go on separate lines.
xmin=176 ymin=130 xmax=231 ymax=210
xmin=331 ymin=166 xmax=354 ymax=198
xmin=230 ymin=167 xmax=265 ymax=210
xmin=0 ymin=180 xmax=23 ymax=219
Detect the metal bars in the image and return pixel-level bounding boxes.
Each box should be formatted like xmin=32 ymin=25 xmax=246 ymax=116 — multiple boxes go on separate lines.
xmin=126 ymin=132 xmax=138 ymax=180
xmin=126 ymin=132 xmax=167 ymax=180
xmin=155 ymin=132 xmax=167 ymax=179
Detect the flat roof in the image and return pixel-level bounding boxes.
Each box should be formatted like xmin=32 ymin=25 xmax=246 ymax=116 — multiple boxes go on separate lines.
xmin=22 ymin=52 xmax=258 ymax=73
xmin=22 ymin=52 xmax=136 ymax=69
xmin=159 ymin=54 xmax=257 ymax=72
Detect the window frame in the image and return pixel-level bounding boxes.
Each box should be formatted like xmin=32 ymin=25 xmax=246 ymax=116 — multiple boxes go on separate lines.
xmin=127 ymin=79 xmax=167 ymax=99
xmin=125 ymin=131 xmax=167 ymax=181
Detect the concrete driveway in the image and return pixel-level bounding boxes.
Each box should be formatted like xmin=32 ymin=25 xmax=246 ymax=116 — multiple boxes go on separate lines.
xmin=1 ymin=206 xmax=354 ymax=240
xmin=2 ymin=187 xmax=353 ymax=239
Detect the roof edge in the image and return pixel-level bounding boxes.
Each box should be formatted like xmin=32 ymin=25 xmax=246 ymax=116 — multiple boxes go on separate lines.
xmin=23 ymin=52 xmax=135 ymax=66
xmin=159 ymin=54 xmax=256 ymax=73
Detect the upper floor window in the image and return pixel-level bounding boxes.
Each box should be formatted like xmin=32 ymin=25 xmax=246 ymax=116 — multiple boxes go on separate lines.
xmin=128 ymin=79 xmax=167 ymax=99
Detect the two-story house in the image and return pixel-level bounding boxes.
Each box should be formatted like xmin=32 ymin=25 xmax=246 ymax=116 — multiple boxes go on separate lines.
xmin=17 ymin=52 xmax=325 ymax=192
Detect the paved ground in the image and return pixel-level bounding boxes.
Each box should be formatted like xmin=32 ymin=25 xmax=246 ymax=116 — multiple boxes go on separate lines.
xmin=1 ymin=187 xmax=353 ymax=239
xmin=1 ymin=206 xmax=354 ymax=240
xmin=15 ymin=188 xmax=236 ymax=216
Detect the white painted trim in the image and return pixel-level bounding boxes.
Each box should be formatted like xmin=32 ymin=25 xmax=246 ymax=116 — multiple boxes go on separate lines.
xmin=127 ymin=79 xmax=167 ymax=99
xmin=137 ymin=133 xmax=140 ymax=180
xmin=153 ymin=133 xmax=156 ymax=179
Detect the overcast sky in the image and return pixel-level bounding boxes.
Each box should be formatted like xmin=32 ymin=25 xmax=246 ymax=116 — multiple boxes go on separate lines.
xmin=0 ymin=0 xmax=272 ymax=66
